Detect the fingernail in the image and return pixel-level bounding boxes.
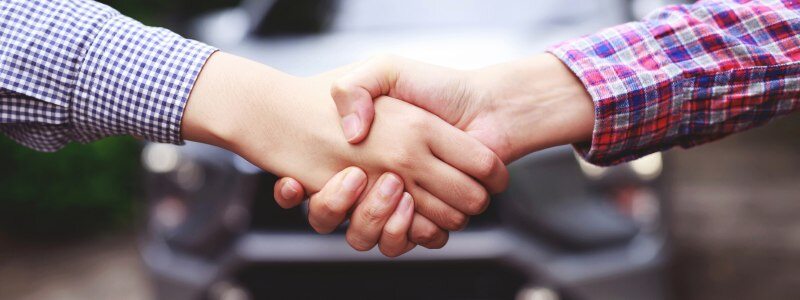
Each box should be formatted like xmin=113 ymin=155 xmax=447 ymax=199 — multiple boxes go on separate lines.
xmin=342 ymin=168 xmax=366 ymax=192
xmin=341 ymin=113 xmax=361 ymax=142
xmin=398 ymin=192 xmax=413 ymax=213
xmin=379 ymin=175 xmax=402 ymax=197
xmin=280 ymin=182 xmax=298 ymax=200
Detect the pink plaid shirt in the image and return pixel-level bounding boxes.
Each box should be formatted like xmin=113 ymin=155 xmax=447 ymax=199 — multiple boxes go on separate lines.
xmin=549 ymin=0 xmax=800 ymax=166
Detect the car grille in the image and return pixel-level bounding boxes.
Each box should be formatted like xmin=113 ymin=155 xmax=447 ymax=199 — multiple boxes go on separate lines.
xmin=234 ymin=260 xmax=527 ymax=300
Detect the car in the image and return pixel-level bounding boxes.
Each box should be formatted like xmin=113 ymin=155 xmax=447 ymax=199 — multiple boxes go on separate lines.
xmin=141 ymin=1 xmax=674 ymax=299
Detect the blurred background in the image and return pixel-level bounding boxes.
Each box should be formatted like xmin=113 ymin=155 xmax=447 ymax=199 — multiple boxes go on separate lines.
xmin=1 ymin=0 xmax=799 ymax=300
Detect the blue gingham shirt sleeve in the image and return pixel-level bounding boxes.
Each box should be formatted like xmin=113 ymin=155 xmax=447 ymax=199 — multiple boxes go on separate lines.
xmin=0 ymin=0 xmax=217 ymax=151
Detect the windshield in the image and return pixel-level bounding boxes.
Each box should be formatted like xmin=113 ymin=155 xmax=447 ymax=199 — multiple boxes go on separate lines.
xmin=331 ymin=0 xmax=629 ymax=31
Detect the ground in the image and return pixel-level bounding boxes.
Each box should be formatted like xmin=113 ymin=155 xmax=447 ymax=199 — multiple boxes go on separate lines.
xmin=0 ymin=234 xmax=151 ymax=300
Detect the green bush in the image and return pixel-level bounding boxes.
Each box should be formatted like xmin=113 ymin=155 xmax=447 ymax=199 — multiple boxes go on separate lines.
xmin=0 ymin=137 xmax=142 ymax=238
xmin=97 ymin=0 xmax=241 ymax=28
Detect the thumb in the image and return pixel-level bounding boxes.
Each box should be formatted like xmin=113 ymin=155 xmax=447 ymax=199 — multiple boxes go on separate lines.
xmin=330 ymin=55 xmax=401 ymax=144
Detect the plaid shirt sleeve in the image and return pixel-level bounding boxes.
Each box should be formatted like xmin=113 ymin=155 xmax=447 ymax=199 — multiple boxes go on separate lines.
xmin=548 ymin=0 xmax=800 ymax=166
xmin=0 ymin=0 xmax=216 ymax=152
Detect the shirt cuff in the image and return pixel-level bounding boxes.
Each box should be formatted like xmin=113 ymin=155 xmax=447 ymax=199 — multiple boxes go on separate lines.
xmin=71 ymin=14 xmax=217 ymax=146
xmin=547 ymin=22 xmax=684 ymax=166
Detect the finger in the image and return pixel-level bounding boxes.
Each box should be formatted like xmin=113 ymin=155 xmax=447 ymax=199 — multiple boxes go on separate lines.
xmin=330 ymin=56 xmax=400 ymax=144
xmin=427 ymin=122 xmax=509 ymax=194
xmin=379 ymin=192 xmax=415 ymax=257
xmin=402 ymin=242 xmax=417 ymax=254
xmin=418 ymin=159 xmax=490 ymax=216
xmin=409 ymin=213 xmax=449 ymax=249
xmin=409 ymin=186 xmax=470 ymax=231
xmin=274 ymin=177 xmax=305 ymax=209
xmin=385 ymin=241 xmax=417 ymax=258
xmin=307 ymin=167 xmax=368 ymax=234
xmin=346 ymin=173 xmax=404 ymax=251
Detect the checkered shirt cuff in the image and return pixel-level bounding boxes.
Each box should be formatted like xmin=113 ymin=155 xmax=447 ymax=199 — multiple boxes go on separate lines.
xmin=71 ymin=14 xmax=217 ymax=146
xmin=546 ymin=22 xmax=685 ymax=167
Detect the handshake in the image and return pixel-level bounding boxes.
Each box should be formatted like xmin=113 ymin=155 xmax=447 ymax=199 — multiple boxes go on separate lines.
xmin=181 ymin=52 xmax=595 ymax=257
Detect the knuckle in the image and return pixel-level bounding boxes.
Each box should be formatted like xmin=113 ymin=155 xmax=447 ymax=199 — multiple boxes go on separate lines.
xmin=380 ymin=250 xmax=401 ymax=258
xmin=379 ymin=245 xmax=402 ymax=258
xmin=307 ymin=211 xmax=335 ymax=234
xmin=309 ymin=220 xmax=333 ymax=235
xmin=464 ymin=188 xmax=490 ymax=215
xmin=329 ymin=81 xmax=350 ymax=100
xmin=386 ymin=149 xmax=417 ymax=170
xmin=346 ymin=233 xmax=374 ymax=252
xmin=444 ymin=212 xmax=470 ymax=231
xmin=382 ymin=225 xmax=407 ymax=242
xmin=473 ymin=149 xmax=499 ymax=179
xmin=411 ymin=226 xmax=441 ymax=246
xmin=360 ymin=203 xmax=391 ymax=226
xmin=419 ymin=230 xmax=448 ymax=249
xmin=310 ymin=198 xmax=338 ymax=221
xmin=323 ymin=194 xmax=350 ymax=216
xmin=307 ymin=214 xmax=333 ymax=234
xmin=423 ymin=240 xmax=445 ymax=249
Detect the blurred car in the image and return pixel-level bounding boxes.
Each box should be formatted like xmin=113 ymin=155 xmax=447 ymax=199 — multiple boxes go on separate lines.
xmin=141 ymin=0 xmax=675 ymax=299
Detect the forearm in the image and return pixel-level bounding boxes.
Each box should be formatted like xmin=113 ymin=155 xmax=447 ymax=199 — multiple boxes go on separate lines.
xmin=182 ymin=52 xmax=294 ymax=150
xmin=182 ymin=52 xmax=358 ymax=190
xmin=471 ymin=53 xmax=595 ymax=161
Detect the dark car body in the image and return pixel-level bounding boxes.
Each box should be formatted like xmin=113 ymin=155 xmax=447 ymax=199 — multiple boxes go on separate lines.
xmin=141 ymin=1 xmax=675 ymax=299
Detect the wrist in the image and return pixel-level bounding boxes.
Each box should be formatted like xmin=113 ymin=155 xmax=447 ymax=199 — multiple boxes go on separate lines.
xmin=184 ymin=56 xmax=352 ymax=189
xmin=181 ymin=52 xmax=297 ymax=157
xmin=475 ymin=53 xmax=594 ymax=159
xmin=181 ymin=52 xmax=235 ymax=148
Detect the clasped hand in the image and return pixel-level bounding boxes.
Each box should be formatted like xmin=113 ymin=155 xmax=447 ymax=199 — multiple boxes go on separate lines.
xmin=183 ymin=52 xmax=593 ymax=258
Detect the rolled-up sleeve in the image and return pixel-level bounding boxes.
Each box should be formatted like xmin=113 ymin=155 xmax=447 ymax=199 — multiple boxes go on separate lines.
xmin=0 ymin=0 xmax=216 ymax=151
xmin=548 ymin=0 xmax=800 ymax=166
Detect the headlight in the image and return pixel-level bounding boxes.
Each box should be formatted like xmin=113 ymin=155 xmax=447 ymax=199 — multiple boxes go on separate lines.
xmin=575 ymin=152 xmax=607 ymax=179
xmin=209 ymin=281 xmax=252 ymax=300
xmin=628 ymin=152 xmax=663 ymax=181
xmin=516 ymin=287 xmax=560 ymax=300
xmin=142 ymin=142 xmax=258 ymax=256
xmin=152 ymin=195 xmax=188 ymax=231
xmin=141 ymin=143 xmax=181 ymax=173
xmin=575 ymin=152 xmax=663 ymax=182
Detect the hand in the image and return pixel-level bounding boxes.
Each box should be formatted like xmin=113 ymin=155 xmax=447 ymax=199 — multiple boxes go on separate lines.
xmin=181 ymin=52 xmax=508 ymax=253
xmin=273 ymin=53 xmax=595 ymax=257
xmin=274 ymin=168 xmax=426 ymax=257
xmin=332 ymin=53 xmax=595 ymax=163
xmin=275 ymin=168 xmax=450 ymax=256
